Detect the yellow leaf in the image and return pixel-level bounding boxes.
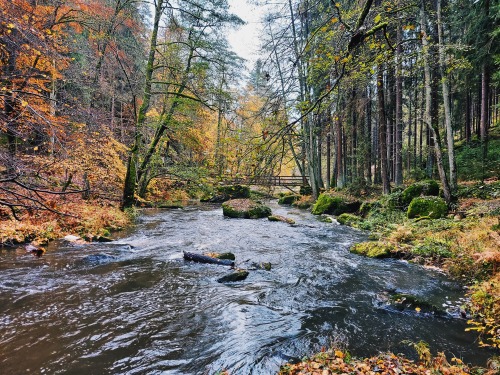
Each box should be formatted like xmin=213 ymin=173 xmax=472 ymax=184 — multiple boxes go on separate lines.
xmin=335 ymin=350 xmax=344 ymax=358
xmin=374 ymin=14 xmax=381 ymax=24
xmin=21 ymin=101 xmax=28 ymax=107
xmin=7 ymin=23 xmax=15 ymax=29
xmin=33 ymin=146 xmax=38 ymax=151
xmin=415 ymin=307 xmax=421 ymax=312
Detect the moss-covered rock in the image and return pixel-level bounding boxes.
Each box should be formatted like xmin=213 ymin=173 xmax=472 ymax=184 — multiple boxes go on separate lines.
xmin=222 ymin=199 xmax=272 ymax=219
xmin=268 ymin=215 xmax=295 ymax=224
xmin=278 ymin=194 xmax=300 ymax=205
xmin=203 ymin=184 xmax=250 ymax=203
xmin=407 ymin=196 xmax=448 ymax=219
xmin=350 ymin=241 xmax=396 ymax=258
xmin=401 ymin=180 xmax=440 ymax=205
xmin=217 ymin=269 xmax=249 ymax=283
xmin=311 ymin=192 xmax=361 ymax=215
xmin=337 ymin=213 xmax=362 ymax=227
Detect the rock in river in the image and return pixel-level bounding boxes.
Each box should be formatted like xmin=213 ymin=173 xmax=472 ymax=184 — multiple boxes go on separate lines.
xmin=222 ymin=199 xmax=272 ymax=219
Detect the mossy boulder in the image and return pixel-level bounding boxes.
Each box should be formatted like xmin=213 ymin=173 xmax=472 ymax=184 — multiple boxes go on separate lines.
xmin=350 ymin=241 xmax=396 ymax=258
xmin=337 ymin=213 xmax=362 ymax=227
xmin=203 ymin=184 xmax=250 ymax=203
xmin=311 ymin=193 xmax=361 ymax=215
xmin=407 ymin=196 xmax=448 ymax=219
xmin=222 ymin=199 xmax=272 ymax=219
xmin=278 ymin=194 xmax=300 ymax=205
xmin=401 ymin=180 xmax=440 ymax=205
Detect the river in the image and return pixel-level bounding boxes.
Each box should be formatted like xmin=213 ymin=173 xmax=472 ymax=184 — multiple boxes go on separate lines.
xmin=0 ymin=201 xmax=492 ymax=374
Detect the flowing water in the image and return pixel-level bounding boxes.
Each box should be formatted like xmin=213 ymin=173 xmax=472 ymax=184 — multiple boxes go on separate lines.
xmin=0 ymin=202 xmax=493 ymax=374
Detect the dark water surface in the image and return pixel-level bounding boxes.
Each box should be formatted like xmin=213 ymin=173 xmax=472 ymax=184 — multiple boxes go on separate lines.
xmin=0 ymin=202 xmax=492 ymax=374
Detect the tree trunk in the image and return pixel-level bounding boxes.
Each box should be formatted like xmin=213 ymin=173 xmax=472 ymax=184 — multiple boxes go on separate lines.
xmin=394 ymin=17 xmax=403 ymax=186
xmin=377 ymin=66 xmax=391 ymax=194
xmin=437 ymin=0 xmax=457 ymax=193
xmin=420 ymin=0 xmax=451 ymax=204
xmin=122 ymin=0 xmax=164 ymax=208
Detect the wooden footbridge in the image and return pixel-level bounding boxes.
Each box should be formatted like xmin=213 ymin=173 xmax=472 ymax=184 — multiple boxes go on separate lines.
xmin=163 ymin=172 xmax=309 ymax=188
xmin=221 ymin=175 xmax=309 ymax=187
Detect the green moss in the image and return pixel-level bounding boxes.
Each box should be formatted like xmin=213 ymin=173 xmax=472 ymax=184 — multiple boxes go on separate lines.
xmin=278 ymin=194 xmax=300 ymax=205
xmin=337 ymin=213 xmax=362 ymax=227
xmin=407 ymin=196 xmax=448 ymax=219
xmin=412 ymin=238 xmax=453 ymax=259
xmin=217 ymin=184 xmax=250 ymax=199
xmin=311 ymin=193 xmax=361 ymax=215
xmin=350 ymin=241 xmax=395 ymax=258
xmin=401 ymin=180 xmax=440 ymax=205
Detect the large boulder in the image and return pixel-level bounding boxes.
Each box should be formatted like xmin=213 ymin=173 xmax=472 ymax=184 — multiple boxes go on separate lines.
xmin=401 ymin=180 xmax=440 ymax=205
xmin=278 ymin=194 xmax=300 ymax=205
xmin=407 ymin=196 xmax=448 ymax=219
xmin=222 ymin=199 xmax=272 ymax=219
xmin=311 ymin=192 xmax=361 ymax=215
xmin=203 ymin=184 xmax=250 ymax=203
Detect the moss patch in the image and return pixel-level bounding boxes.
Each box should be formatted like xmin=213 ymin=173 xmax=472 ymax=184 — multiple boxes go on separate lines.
xmin=311 ymin=192 xmax=360 ymax=215
xmin=337 ymin=213 xmax=362 ymax=227
xmin=401 ymin=180 xmax=440 ymax=205
xmin=350 ymin=241 xmax=396 ymax=258
xmin=407 ymin=196 xmax=448 ymax=219
xmin=278 ymin=194 xmax=300 ymax=205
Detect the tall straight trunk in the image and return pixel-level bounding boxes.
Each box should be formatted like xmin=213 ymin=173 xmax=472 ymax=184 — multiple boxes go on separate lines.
xmin=377 ymin=66 xmax=391 ymax=194
xmin=437 ymin=0 xmax=457 ymax=192
xmin=465 ymin=88 xmax=472 ymax=144
xmin=326 ymin=131 xmax=331 ymax=189
xmin=336 ymin=114 xmax=345 ymax=188
xmin=480 ymin=65 xmax=490 ymax=146
xmin=365 ymin=86 xmax=372 ymax=184
xmin=395 ymin=17 xmax=403 ymax=186
xmin=122 ymin=0 xmax=164 ymax=208
xmin=386 ymin=66 xmax=395 ymax=182
xmin=288 ymin=0 xmax=317 ymax=196
xmin=420 ymin=0 xmax=451 ymax=203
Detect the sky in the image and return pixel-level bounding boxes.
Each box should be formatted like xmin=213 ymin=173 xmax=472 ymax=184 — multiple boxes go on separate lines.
xmin=227 ymin=0 xmax=266 ymax=69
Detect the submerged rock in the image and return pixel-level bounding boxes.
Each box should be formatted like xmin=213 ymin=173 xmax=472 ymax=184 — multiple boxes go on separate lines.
xmin=249 ymin=262 xmax=272 ymax=271
xmin=222 ymin=199 xmax=272 ymax=219
xmin=217 ymin=269 xmax=249 ymax=283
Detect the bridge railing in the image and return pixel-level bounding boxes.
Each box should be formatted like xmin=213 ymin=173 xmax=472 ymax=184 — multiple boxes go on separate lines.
xmin=221 ymin=175 xmax=309 ymax=187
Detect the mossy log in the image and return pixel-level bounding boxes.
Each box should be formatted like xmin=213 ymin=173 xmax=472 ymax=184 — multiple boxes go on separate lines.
xmin=268 ymin=215 xmax=295 ymax=224
xmin=217 ymin=270 xmax=249 ymax=283
xmin=183 ymin=251 xmax=235 ymax=266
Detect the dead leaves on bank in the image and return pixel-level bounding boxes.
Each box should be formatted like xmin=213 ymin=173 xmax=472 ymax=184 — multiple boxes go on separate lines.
xmin=278 ymin=349 xmax=482 ymax=375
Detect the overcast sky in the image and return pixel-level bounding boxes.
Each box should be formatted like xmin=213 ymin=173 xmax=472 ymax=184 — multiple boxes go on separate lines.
xmin=227 ymin=0 xmax=265 ymax=69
